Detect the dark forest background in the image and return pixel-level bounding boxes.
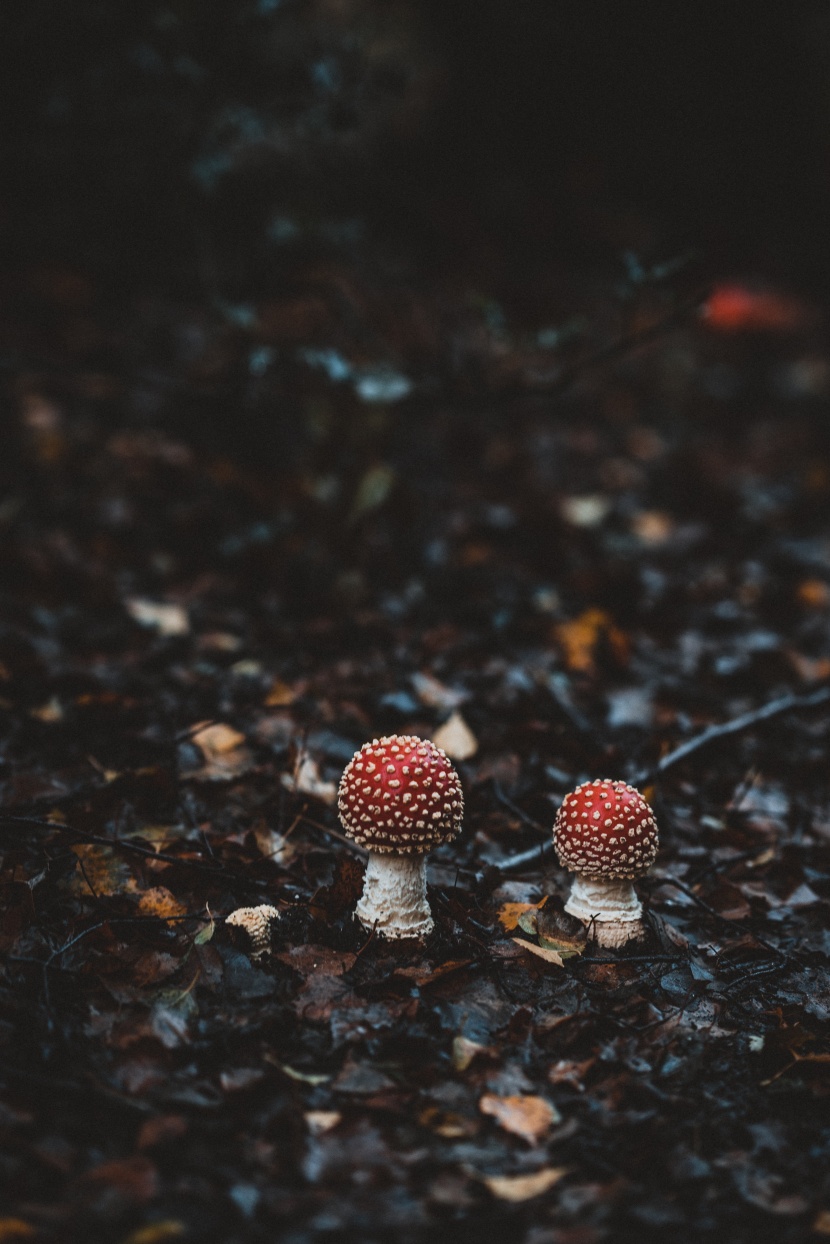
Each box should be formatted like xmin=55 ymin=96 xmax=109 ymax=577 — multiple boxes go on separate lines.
xmin=3 ymin=0 xmax=830 ymax=299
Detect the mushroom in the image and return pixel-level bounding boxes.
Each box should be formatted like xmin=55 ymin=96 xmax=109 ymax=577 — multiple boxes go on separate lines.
xmin=225 ymin=905 xmax=281 ymax=959
xmin=338 ymin=734 xmax=464 ymax=939
xmin=553 ymin=780 xmax=659 ymax=949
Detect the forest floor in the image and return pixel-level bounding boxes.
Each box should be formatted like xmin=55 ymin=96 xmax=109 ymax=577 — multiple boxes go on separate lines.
xmin=1 ymin=258 xmax=829 ymax=1244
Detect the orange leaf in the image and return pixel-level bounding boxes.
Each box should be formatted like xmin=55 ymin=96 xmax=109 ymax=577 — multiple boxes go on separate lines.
xmin=136 ymin=887 xmax=188 ymax=919
xmin=554 ymin=608 xmax=628 ymax=674
xmin=496 ymin=902 xmax=537 ymax=932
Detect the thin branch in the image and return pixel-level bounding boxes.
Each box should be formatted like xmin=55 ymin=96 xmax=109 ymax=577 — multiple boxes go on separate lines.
xmin=0 ymin=813 xmax=273 ymax=890
xmin=497 ymin=683 xmax=830 ymax=875
xmin=632 ymin=684 xmax=830 ymax=786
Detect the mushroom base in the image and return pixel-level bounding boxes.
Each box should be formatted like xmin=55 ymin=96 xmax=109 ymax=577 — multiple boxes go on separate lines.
xmin=564 ymin=874 xmax=645 ymax=949
xmin=355 ymin=851 xmax=433 ymax=939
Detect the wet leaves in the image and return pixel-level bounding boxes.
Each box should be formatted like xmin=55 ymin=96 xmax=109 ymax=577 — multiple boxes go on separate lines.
xmin=479 ymin=1093 xmax=561 ymax=1144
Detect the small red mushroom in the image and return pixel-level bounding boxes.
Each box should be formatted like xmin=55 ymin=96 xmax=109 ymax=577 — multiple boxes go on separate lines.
xmin=338 ymin=734 xmax=464 ymax=938
xmin=553 ymin=780 xmax=659 ymax=948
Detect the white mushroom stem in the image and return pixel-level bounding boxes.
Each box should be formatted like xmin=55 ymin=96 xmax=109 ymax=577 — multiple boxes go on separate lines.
xmin=564 ymin=875 xmax=645 ymax=949
xmin=355 ymin=851 xmax=433 ymax=939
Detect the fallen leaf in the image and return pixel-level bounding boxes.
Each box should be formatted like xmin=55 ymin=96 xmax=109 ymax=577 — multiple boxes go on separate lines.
xmin=481 ymin=1167 xmax=568 ymax=1202
xmin=707 ymin=882 xmax=751 ymax=920
xmin=182 ymin=721 xmax=253 ymax=781
xmin=497 ymin=902 xmax=537 ymax=932
xmin=126 ymin=598 xmax=189 ymax=637
xmin=452 ymin=1035 xmax=488 ymax=1072
xmin=265 ymin=678 xmax=296 ymax=706
xmin=479 ymin=1093 xmax=560 ymax=1144
xmin=123 ymin=1223 xmax=186 ymax=1244
xmin=512 ymin=937 xmax=565 ymax=968
xmin=281 ymin=753 xmax=338 ymax=804
xmin=432 ymin=710 xmax=478 ymax=760
xmin=554 ymin=608 xmax=629 ymax=674
xmin=813 ymin=1210 xmax=830 ymax=1235
xmin=304 ymin=1110 xmax=341 ymax=1135
xmin=411 ymin=671 xmax=469 ymax=711
xmin=68 ymin=843 xmax=133 ymax=898
xmin=135 ymin=887 xmax=188 ymax=919
xmin=29 ymin=697 xmax=64 ymax=723
xmin=419 ymin=1106 xmax=477 ymax=1138
xmin=191 ymin=722 xmax=246 ymax=754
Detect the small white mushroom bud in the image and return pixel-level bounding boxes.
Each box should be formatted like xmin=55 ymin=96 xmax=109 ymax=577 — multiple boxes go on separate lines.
xmin=225 ymin=905 xmax=281 ymax=958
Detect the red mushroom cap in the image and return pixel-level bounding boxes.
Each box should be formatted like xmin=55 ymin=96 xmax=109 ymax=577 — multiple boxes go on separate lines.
xmin=338 ymin=734 xmax=464 ymax=853
xmin=553 ymin=780 xmax=658 ymax=879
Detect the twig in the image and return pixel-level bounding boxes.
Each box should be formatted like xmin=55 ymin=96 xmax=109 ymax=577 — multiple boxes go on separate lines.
xmin=497 ymin=684 xmax=830 ymax=875
xmin=0 ymin=813 xmax=273 ymax=891
xmin=632 ymin=684 xmax=830 ymax=785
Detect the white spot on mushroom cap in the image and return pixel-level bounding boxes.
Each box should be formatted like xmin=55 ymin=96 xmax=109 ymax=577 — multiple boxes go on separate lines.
xmin=338 ymin=733 xmax=464 ymax=852
xmin=552 ymin=778 xmax=658 ymax=878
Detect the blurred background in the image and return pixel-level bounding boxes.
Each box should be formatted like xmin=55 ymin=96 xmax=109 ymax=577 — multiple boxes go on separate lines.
xmin=4 ymin=0 xmax=830 ymax=295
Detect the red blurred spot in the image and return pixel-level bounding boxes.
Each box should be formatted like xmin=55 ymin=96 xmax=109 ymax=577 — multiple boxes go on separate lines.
xmin=702 ymin=284 xmax=807 ymax=333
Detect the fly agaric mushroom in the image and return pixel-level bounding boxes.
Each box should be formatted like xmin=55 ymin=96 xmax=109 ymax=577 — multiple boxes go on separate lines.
xmin=338 ymin=734 xmax=464 ymax=939
xmin=225 ymin=905 xmax=281 ymax=959
xmin=553 ymin=780 xmax=658 ymax=948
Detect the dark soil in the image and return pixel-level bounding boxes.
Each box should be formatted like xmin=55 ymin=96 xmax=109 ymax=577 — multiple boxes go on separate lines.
xmin=1 ymin=6 xmax=830 ymax=1243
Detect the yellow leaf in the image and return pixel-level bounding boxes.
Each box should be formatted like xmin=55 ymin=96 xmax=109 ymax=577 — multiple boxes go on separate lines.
xmin=265 ymin=679 xmax=296 ymax=706
xmin=512 ymin=937 xmax=565 ymax=968
xmin=479 ymin=1093 xmax=560 ymax=1144
xmin=122 ymin=1223 xmax=186 ymax=1244
xmin=496 ymin=902 xmax=536 ymax=932
xmin=481 ymin=1167 xmax=568 ymax=1202
xmin=813 ymin=1210 xmax=830 ymax=1235
xmin=554 ymin=608 xmax=628 ymax=673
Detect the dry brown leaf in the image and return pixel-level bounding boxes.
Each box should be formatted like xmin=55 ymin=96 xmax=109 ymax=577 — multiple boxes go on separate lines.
xmin=432 ymin=710 xmax=478 ymax=760
xmin=512 ymin=937 xmax=565 ymax=967
xmin=479 ymin=1093 xmax=560 ymax=1144
xmin=481 ymin=1167 xmax=568 ymax=1202
xmin=280 ymin=753 xmax=338 ymax=804
xmin=813 ymin=1210 xmax=830 ymax=1235
xmin=264 ymin=679 xmax=296 ymax=706
xmin=190 ymin=722 xmax=246 ymax=755
xmin=182 ymin=721 xmax=253 ymax=782
xmin=452 ymin=1035 xmax=488 ymax=1072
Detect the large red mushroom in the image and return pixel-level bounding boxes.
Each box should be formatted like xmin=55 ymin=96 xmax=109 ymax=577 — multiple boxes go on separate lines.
xmin=338 ymin=734 xmax=464 ymax=938
xmin=553 ymin=779 xmax=659 ymax=948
